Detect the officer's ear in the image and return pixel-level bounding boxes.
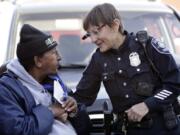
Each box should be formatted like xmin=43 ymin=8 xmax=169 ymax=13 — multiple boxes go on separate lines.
xmin=111 ymin=19 xmax=121 ymax=32
xmin=111 ymin=19 xmax=124 ymax=34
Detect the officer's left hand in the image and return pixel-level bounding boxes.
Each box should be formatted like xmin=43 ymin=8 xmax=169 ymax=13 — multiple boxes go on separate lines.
xmin=125 ymin=102 xmax=149 ymax=122
xmin=62 ymin=96 xmax=78 ymax=114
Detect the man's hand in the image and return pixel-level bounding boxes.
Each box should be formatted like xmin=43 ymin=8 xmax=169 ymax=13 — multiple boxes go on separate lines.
xmin=125 ymin=102 xmax=149 ymax=122
xmin=62 ymin=96 xmax=78 ymax=114
xmin=58 ymin=113 xmax=68 ymax=123
xmin=49 ymin=103 xmax=68 ymax=122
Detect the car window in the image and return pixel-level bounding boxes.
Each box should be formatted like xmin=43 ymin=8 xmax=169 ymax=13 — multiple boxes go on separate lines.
xmin=22 ymin=18 xmax=97 ymax=67
xmin=164 ymin=14 xmax=180 ymax=54
xmin=122 ymin=12 xmax=172 ymax=48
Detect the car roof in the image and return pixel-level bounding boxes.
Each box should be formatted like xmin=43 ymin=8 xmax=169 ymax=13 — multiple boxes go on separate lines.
xmin=17 ymin=1 xmax=172 ymax=14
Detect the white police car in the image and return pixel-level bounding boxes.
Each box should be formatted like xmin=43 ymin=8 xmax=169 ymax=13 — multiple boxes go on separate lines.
xmin=0 ymin=0 xmax=180 ymax=134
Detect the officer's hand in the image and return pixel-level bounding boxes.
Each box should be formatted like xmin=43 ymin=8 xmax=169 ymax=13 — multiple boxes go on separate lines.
xmin=62 ymin=96 xmax=78 ymax=114
xmin=125 ymin=102 xmax=149 ymax=122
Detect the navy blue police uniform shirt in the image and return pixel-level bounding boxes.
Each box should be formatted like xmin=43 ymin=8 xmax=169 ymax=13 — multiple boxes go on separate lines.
xmin=74 ymin=32 xmax=180 ymax=113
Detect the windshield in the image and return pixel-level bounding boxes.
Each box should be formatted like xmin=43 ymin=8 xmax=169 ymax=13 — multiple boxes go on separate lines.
xmin=121 ymin=12 xmax=180 ymax=54
xmin=20 ymin=11 xmax=180 ymax=67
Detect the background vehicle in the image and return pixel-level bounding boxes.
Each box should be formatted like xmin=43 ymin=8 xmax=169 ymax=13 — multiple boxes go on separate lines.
xmin=0 ymin=0 xmax=180 ymax=134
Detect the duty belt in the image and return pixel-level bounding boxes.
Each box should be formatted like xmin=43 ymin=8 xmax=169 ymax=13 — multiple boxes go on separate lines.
xmin=113 ymin=113 xmax=154 ymax=129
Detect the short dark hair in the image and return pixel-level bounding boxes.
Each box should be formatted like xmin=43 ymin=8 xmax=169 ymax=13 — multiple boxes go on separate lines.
xmin=83 ymin=3 xmax=124 ymax=33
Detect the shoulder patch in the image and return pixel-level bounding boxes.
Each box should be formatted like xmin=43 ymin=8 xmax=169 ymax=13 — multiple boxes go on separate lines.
xmin=151 ymin=38 xmax=170 ymax=54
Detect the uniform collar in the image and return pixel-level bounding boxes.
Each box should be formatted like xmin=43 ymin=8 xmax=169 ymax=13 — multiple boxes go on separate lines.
xmin=109 ymin=31 xmax=130 ymax=54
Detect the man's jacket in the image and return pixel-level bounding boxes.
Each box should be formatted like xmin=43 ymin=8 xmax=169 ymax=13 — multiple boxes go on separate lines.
xmin=0 ymin=71 xmax=54 ymax=135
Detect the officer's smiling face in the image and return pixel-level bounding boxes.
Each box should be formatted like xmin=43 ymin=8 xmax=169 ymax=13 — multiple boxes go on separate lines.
xmin=87 ymin=21 xmax=121 ymax=53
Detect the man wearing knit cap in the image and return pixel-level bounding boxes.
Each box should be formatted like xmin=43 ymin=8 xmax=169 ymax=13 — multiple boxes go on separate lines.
xmin=0 ymin=24 xmax=90 ymax=135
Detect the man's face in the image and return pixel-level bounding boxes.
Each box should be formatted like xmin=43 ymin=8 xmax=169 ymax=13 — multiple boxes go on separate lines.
xmin=38 ymin=48 xmax=61 ymax=75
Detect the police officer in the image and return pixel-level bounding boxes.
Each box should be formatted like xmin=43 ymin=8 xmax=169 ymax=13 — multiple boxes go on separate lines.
xmin=73 ymin=3 xmax=180 ymax=135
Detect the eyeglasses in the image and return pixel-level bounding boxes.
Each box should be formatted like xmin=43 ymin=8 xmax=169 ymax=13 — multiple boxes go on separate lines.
xmin=82 ymin=24 xmax=106 ymax=40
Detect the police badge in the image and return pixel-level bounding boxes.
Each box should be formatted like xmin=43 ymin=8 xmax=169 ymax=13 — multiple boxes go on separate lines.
xmin=129 ymin=52 xmax=141 ymax=67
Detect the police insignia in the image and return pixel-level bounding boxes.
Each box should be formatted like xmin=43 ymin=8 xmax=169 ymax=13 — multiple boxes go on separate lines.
xmin=151 ymin=38 xmax=170 ymax=54
xmin=129 ymin=52 xmax=141 ymax=67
